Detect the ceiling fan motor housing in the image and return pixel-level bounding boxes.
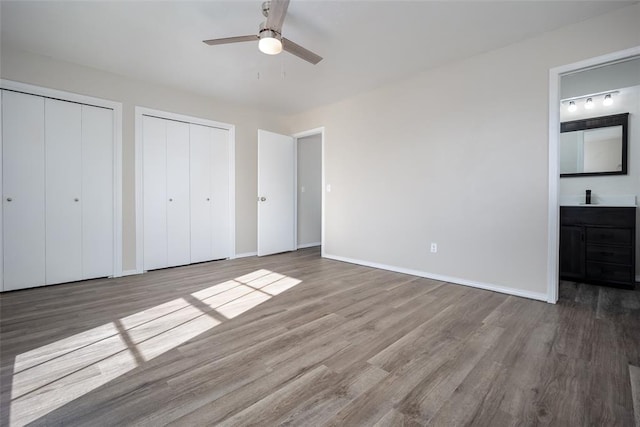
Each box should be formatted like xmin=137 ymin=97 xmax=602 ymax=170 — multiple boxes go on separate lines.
xmin=258 ymin=22 xmax=281 ymax=41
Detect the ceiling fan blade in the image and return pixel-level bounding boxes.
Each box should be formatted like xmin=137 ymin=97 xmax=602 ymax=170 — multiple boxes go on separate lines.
xmin=203 ymin=35 xmax=258 ymax=46
xmin=282 ymin=38 xmax=323 ymax=65
xmin=266 ymin=0 xmax=290 ymax=33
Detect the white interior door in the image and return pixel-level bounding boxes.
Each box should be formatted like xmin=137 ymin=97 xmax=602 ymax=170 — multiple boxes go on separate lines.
xmin=82 ymin=105 xmax=114 ymax=279
xmin=2 ymin=91 xmax=46 ymax=291
xmin=257 ymin=129 xmax=295 ymax=256
xmin=45 ymin=98 xmax=83 ymax=285
xmin=210 ymin=127 xmax=230 ymax=260
xmin=143 ymin=116 xmax=168 ymax=270
xmin=166 ymin=120 xmax=191 ymax=267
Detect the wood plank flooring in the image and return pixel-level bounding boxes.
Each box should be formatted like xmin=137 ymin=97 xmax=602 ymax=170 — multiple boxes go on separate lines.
xmin=1 ymin=247 xmax=639 ymax=426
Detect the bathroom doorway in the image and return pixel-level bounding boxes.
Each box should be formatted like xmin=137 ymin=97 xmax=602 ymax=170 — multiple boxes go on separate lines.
xmin=548 ymin=47 xmax=640 ymax=303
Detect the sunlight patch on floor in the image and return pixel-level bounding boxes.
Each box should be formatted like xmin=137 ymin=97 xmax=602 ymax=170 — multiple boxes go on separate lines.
xmin=9 ymin=269 xmax=301 ymax=426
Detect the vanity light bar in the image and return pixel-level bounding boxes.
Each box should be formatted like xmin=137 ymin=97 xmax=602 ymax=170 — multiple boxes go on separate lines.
xmin=561 ymin=90 xmax=620 ymax=105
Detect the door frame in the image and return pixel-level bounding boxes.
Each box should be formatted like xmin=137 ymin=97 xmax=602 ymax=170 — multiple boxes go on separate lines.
xmin=0 ymin=79 xmax=124 ymax=290
xmin=293 ymin=127 xmax=325 ymax=257
xmin=134 ymin=107 xmax=236 ymax=274
xmin=546 ymin=45 xmax=640 ymax=303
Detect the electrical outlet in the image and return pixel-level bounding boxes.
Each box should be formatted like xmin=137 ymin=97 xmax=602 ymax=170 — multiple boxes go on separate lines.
xmin=430 ymin=243 xmax=438 ymax=253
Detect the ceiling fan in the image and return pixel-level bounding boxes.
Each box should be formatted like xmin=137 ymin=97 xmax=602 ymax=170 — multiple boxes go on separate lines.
xmin=203 ymin=0 xmax=323 ymax=65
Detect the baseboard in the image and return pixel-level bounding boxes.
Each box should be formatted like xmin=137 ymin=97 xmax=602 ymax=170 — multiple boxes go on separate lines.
xmin=297 ymin=242 xmax=321 ymax=249
xmin=121 ymin=269 xmax=142 ymax=277
xmin=323 ymin=253 xmax=548 ymax=302
xmin=235 ymin=252 xmax=258 ymax=259
xmin=629 ymin=364 xmax=640 ymax=427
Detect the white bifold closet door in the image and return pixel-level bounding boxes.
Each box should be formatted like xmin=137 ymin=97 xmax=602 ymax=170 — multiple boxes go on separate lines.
xmin=166 ymin=121 xmax=191 ymax=267
xmin=45 ymin=99 xmax=114 ymax=284
xmin=209 ymin=127 xmax=231 ymax=260
xmin=142 ymin=116 xmax=168 ymax=270
xmin=189 ymin=124 xmax=213 ymax=263
xmin=2 ymin=91 xmax=46 ymax=290
xmin=143 ymin=116 xmax=191 ymax=270
xmin=190 ymin=124 xmax=230 ymax=263
xmin=2 ymin=91 xmax=114 ymax=291
xmin=45 ymin=99 xmax=83 ymax=284
xmin=81 ymin=105 xmax=114 ymax=279
xmin=143 ymin=116 xmax=230 ymax=271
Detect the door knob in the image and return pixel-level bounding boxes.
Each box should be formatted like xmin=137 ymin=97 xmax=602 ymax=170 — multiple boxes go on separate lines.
xmin=6 ymin=197 xmax=12 ymax=202
xmin=206 ymin=198 xmax=210 ymax=201
xmin=74 ymin=198 xmax=79 ymax=202
xmin=169 ymin=198 xmax=173 ymax=202
xmin=260 ymin=197 xmax=266 ymax=202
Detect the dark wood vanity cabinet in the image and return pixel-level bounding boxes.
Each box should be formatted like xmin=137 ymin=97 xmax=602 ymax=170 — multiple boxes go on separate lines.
xmin=560 ymin=206 xmax=636 ymax=289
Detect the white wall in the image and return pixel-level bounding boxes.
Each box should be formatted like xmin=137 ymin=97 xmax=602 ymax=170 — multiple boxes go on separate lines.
xmin=0 ymin=47 xmax=289 ymax=269
xmin=561 ymin=57 xmax=640 ymax=99
xmin=286 ymin=4 xmax=640 ymax=299
xmin=297 ymin=134 xmax=322 ymax=247
xmin=560 ymin=84 xmax=640 ymax=273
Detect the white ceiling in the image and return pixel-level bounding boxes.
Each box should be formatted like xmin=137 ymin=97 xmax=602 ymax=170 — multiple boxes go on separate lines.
xmin=1 ymin=1 xmax=634 ymax=115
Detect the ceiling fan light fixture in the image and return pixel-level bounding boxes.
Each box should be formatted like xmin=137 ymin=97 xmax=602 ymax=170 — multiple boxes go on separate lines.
xmin=258 ymin=29 xmax=282 ymax=55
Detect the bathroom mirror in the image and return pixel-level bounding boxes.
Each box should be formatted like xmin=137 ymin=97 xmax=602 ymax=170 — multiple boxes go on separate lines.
xmin=560 ymin=113 xmax=628 ymax=177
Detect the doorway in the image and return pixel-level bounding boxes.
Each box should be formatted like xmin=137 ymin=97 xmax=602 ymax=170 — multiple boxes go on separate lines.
xmin=296 ymin=133 xmax=322 ymax=250
xmin=548 ymin=46 xmax=640 ymax=303
xmin=257 ymin=128 xmax=324 ymax=257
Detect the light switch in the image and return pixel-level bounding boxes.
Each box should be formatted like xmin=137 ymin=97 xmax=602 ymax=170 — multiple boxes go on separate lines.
xmin=326 ymin=184 xmax=331 ymax=192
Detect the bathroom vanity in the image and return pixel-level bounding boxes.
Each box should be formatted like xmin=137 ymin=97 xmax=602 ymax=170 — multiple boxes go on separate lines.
xmin=560 ymin=205 xmax=636 ymax=289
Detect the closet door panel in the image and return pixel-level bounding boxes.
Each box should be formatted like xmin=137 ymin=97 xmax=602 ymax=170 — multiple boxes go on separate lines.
xmin=45 ymin=99 xmax=83 ymax=285
xmin=189 ymin=124 xmax=212 ymax=263
xmin=2 ymin=91 xmax=46 ymax=290
xmin=166 ymin=120 xmax=190 ymax=267
xmin=210 ymin=128 xmax=230 ymax=260
xmin=82 ymin=105 xmax=114 ymax=279
xmin=143 ymin=116 xmax=168 ymax=270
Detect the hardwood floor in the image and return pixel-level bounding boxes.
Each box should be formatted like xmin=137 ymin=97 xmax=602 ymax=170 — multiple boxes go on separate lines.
xmin=1 ymin=247 xmax=639 ymax=426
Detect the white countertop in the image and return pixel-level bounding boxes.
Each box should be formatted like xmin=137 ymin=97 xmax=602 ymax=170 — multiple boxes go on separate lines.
xmin=559 ymin=194 xmax=637 ymax=207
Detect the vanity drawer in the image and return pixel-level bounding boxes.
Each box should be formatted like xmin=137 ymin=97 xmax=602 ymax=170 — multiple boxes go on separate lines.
xmin=560 ymin=207 xmax=636 ymax=227
xmin=586 ymin=245 xmax=632 ymax=264
xmin=586 ymin=227 xmax=632 ymax=245
xmin=586 ymin=262 xmax=633 ymax=284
